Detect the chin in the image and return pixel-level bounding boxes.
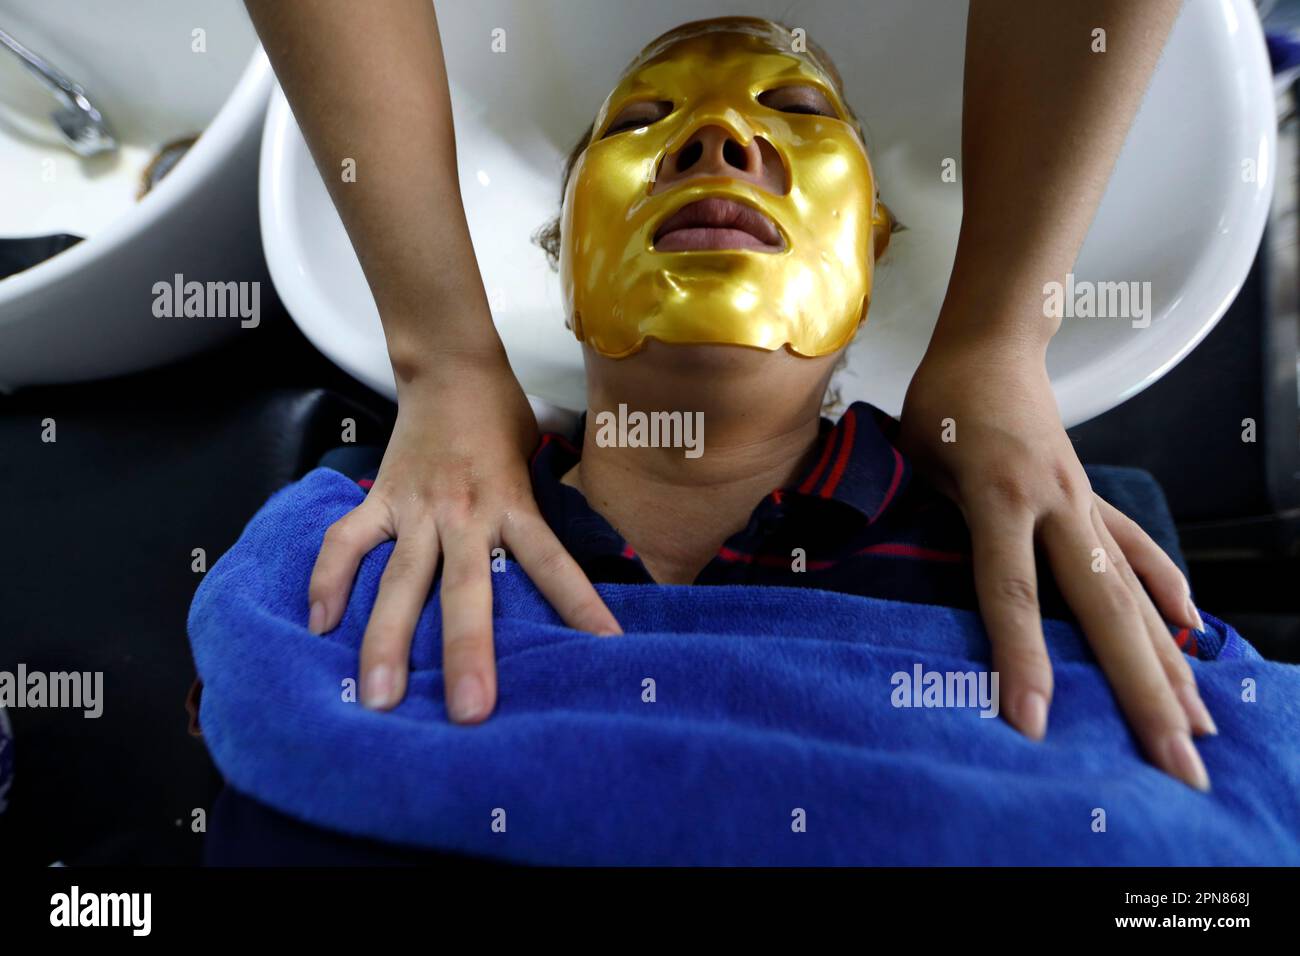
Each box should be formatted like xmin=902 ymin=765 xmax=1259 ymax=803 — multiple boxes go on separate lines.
xmin=582 ymin=338 xmax=842 ymax=414
xmin=596 ymin=337 xmax=832 ymax=370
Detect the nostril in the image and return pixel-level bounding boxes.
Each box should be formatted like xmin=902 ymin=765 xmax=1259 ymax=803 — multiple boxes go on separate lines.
xmin=670 ymin=132 xmax=760 ymax=177
xmin=675 ymin=141 xmax=703 ymax=173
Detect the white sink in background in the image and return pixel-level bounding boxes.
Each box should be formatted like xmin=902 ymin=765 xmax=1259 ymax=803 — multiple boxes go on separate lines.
xmin=0 ymin=0 xmax=271 ymax=391
xmin=261 ymin=0 xmax=1276 ymax=427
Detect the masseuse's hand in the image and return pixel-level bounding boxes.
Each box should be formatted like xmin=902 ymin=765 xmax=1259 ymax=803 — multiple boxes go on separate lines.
xmin=899 ymin=337 xmax=1216 ymax=791
xmin=241 ymin=2 xmax=621 ymax=721
xmin=307 ymin=351 xmax=622 ymax=722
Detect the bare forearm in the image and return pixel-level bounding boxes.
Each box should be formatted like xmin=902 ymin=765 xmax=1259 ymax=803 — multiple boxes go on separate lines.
xmin=244 ymin=0 xmax=501 ymax=377
xmin=935 ymin=0 xmax=1182 ymax=354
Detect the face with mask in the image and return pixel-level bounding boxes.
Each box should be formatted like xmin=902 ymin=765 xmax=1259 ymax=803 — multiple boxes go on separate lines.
xmin=559 ymin=17 xmax=890 ymax=360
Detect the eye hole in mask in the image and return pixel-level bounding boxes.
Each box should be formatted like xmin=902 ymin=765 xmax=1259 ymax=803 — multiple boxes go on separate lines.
xmin=601 ymin=100 xmax=673 ymax=138
xmin=600 ymin=84 xmax=841 ymax=140
xmin=756 ymin=84 xmax=840 ymax=119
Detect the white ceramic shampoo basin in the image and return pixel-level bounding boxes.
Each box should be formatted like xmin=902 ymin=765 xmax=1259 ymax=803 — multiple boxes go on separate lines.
xmin=0 ymin=0 xmax=271 ymax=390
xmin=261 ymin=0 xmax=1275 ymax=427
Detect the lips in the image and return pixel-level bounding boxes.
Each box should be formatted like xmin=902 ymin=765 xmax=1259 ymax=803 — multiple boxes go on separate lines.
xmin=653 ymin=197 xmax=784 ymax=252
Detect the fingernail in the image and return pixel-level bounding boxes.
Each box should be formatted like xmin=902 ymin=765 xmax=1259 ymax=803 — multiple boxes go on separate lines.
xmin=1185 ymin=598 xmax=1205 ymax=633
xmin=1162 ymin=733 xmax=1211 ymax=792
xmin=1014 ymin=691 xmax=1049 ymax=741
xmin=597 ymin=627 xmax=623 ymax=637
xmin=1177 ymin=683 xmax=1218 ymax=736
xmin=449 ymin=673 xmax=489 ymax=723
xmin=308 ymin=601 xmax=327 ymax=635
xmin=362 ymin=665 xmax=395 ymax=709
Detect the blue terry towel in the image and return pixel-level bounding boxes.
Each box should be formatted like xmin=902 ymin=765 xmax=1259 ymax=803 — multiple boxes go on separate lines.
xmin=187 ymin=468 xmax=1300 ymax=865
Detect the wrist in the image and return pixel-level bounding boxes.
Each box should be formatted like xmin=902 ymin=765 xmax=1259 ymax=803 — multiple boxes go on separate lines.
xmin=922 ymin=307 xmax=1052 ymax=373
xmin=929 ymin=224 xmax=1074 ymax=356
xmin=376 ymin=268 xmax=505 ymax=384
xmin=925 ymin=270 xmax=1059 ymax=365
xmin=387 ymin=334 xmax=511 ymax=394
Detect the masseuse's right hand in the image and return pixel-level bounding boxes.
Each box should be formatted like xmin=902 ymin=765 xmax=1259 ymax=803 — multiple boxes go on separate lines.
xmin=306 ymin=350 xmax=622 ymax=722
xmin=240 ymin=1 xmax=621 ymax=721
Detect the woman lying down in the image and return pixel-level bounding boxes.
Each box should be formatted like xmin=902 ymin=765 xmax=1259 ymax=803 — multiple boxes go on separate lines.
xmin=187 ymin=17 xmax=1300 ymax=865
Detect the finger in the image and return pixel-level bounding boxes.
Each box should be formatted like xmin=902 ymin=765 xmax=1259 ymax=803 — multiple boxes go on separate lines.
xmin=504 ymin=512 xmax=622 ymax=636
xmin=1096 ymin=495 xmax=1202 ymax=631
xmin=1044 ymin=508 xmax=1209 ymax=791
xmin=308 ymin=504 xmax=394 ymax=634
xmin=1092 ymin=510 xmax=1217 ymax=738
xmin=438 ymin=525 xmax=498 ymax=724
xmin=358 ymin=520 xmax=440 ymax=711
xmin=965 ymin=502 xmax=1051 ymax=740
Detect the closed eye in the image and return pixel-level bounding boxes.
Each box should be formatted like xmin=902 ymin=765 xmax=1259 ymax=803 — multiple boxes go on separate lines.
xmin=758 ymin=84 xmax=838 ymax=119
xmin=601 ymin=100 xmax=673 ymax=138
xmin=778 ymin=103 xmax=832 ymax=116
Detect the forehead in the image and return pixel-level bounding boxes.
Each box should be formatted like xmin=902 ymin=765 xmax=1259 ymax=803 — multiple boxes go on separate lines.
xmin=612 ymin=26 xmax=840 ymax=102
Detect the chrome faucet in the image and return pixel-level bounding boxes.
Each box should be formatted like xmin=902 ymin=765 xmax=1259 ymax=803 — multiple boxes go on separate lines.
xmin=0 ymin=25 xmax=117 ymax=157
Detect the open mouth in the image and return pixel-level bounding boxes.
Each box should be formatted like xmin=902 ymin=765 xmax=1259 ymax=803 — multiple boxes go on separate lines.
xmin=652 ymin=196 xmax=784 ymax=252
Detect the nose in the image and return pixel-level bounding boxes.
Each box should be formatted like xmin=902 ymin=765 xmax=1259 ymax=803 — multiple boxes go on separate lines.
xmin=651 ymin=125 xmax=787 ymax=196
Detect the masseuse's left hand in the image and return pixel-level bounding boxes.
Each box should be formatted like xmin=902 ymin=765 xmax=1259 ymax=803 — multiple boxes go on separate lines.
xmin=899 ymin=334 xmax=1217 ymax=791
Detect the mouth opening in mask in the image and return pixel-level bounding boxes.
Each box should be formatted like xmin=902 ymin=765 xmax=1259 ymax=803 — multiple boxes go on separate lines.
xmin=652 ymin=195 xmax=787 ymax=253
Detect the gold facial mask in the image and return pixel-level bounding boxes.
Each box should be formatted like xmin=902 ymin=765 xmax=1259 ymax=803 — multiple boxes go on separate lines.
xmin=560 ymin=20 xmax=888 ymax=358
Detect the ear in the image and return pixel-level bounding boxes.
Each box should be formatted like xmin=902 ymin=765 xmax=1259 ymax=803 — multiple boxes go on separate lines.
xmin=871 ymin=199 xmax=895 ymax=261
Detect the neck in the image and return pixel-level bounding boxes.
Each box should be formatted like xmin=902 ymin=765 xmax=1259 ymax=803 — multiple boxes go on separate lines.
xmin=567 ymin=343 xmax=834 ymax=583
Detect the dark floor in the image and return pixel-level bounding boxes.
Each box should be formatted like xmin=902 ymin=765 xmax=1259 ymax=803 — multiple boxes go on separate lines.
xmin=0 ymin=290 xmax=393 ymax=865
xmin=0 ymin=269 xmax=1296 ymax=865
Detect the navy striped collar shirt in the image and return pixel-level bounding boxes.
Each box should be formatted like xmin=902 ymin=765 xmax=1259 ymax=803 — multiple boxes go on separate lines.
xmin=530 ymin=401 xmax=984 ymax=602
